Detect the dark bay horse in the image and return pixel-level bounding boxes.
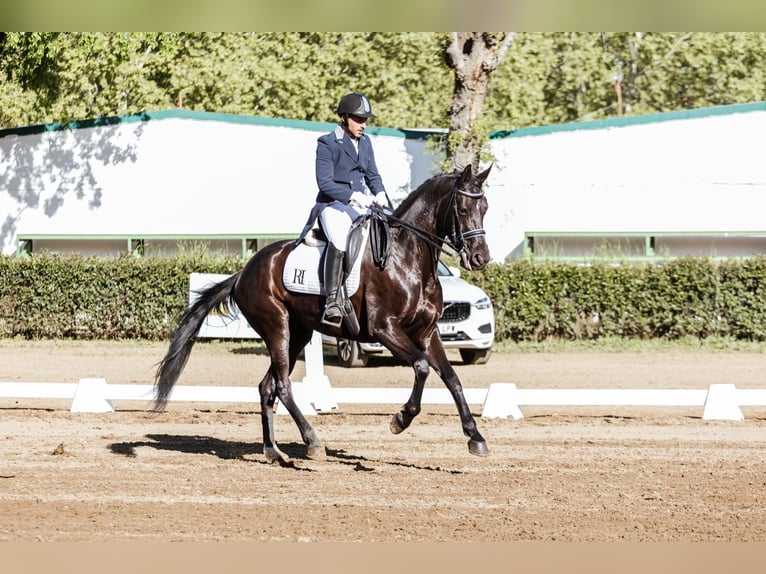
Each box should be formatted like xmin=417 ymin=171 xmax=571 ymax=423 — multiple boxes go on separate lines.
xmin=154 ymin=164 xmax=493 ymax=463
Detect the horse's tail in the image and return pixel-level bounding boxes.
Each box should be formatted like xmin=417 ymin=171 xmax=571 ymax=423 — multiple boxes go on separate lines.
xmin=153 ymin=272 xmax=241 ymax=411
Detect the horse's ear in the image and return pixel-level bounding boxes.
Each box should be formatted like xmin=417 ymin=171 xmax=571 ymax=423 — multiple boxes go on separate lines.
xmin=459 ymin=164 xmax=473 ymax=186
xmin=476 ymin=164 xmax=493 ymax=186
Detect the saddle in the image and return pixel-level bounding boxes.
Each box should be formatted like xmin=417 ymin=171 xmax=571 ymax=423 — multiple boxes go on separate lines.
xmin=283 ymin=211 xmax=390 ymax=336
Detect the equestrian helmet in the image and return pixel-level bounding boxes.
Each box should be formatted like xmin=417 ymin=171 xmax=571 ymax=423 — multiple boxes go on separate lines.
xmin=337 ymin=92 xmax=375 ymax=118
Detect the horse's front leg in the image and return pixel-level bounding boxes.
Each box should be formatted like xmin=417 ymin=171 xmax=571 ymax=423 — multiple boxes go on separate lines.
xmin=375 ymin=332 xmax=430 ymax=435
xmin=390 ymin=353 xmax=430 ymax=435
xmin=426 ymin=331 xmax=490 ymax=456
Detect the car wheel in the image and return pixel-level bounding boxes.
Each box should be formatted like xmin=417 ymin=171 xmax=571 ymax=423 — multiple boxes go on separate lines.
xmin=459 ymin=348 xmax=491 ymax=365
xmin=337 ymin=338 xmax=369 ymax=368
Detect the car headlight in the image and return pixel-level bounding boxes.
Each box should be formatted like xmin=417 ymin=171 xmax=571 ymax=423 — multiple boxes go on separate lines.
xmin=473 ymin=297 xmax=492 ymax=310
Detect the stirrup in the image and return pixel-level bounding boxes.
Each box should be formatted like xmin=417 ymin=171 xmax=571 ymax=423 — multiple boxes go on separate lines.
xmin=321 ymin=303 xmax=344 ymax=327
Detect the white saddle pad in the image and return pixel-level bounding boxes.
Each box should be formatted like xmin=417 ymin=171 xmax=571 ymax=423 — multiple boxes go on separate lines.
xmin=283 ymin=231 xmax=368 ymax=296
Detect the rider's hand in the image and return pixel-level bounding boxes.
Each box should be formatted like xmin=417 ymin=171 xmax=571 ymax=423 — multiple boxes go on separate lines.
xmin=374 ymin=191 xmax=388 ymax=208
xmin=350 ymin=191 xmax=373 ymax=208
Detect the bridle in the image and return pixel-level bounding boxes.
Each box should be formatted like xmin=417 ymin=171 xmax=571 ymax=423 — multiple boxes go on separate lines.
xmin=442 ymin=178 xmax=486 ymax=254
xmin=371 ymin=175 xmax=486 ymax=261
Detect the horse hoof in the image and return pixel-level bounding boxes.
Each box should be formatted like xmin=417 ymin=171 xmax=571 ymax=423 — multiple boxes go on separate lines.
xmin=390 ymin=414 xmax=405 ymax=435
xmin=306 ymin=445 xmax=327 ymax=461
xmin=264 ymin=446 xmax=290 ymax=465
xmin=468 ymin=440 xmax=490 ymax=457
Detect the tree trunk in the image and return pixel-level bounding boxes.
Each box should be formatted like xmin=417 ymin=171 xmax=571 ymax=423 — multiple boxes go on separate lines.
xmin=445 ymin=32 xmax=515 ymax=171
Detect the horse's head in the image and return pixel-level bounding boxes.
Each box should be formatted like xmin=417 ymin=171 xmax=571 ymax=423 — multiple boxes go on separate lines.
xmin=392 ymin=164 xmax=492 ymax=271
xmin=447 ymin=164 xmax=492 ymax=271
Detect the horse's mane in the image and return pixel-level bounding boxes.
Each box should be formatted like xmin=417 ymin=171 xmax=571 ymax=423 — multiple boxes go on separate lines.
xmin=393 ymin=171 xmax=458 ymax=218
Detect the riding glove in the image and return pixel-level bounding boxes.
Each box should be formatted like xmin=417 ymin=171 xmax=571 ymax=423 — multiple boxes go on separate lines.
xmin=374 ymin=191 xmax=388 ymax=207
xmin=350 ymin=191 xmax=373 ymax=208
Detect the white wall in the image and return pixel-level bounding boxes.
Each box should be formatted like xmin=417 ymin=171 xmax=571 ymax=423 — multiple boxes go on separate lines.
xmin=3 ymin=104 xmax=766 ymax=262
xmin=484 ymin=107 xmax=766 ymax=260
xmin=0 ymin=112 xmax=440 ymax=255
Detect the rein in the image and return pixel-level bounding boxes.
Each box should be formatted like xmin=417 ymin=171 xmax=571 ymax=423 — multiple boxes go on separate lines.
xmin=369 ymin=209 xmax=390 ymax=268
xmin=371 ymin=177 xmax=486 ymax=261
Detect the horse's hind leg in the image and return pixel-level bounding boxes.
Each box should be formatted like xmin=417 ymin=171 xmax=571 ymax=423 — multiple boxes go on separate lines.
xmin=259 ymin=328 xmax=326 ymax=463
xmin=258 ymin=370 xmax=290 ymax=464
xmin=282 ymin=325 xmax=326 ymax=460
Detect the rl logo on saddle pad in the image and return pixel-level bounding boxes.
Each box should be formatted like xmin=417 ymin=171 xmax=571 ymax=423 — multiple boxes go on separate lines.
xmin=282 ymin=231 xmax=368 ymax=296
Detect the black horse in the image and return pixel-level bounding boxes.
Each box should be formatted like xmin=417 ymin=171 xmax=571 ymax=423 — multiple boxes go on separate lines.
xmin=154 ymin=164 xmax=493 ymax=463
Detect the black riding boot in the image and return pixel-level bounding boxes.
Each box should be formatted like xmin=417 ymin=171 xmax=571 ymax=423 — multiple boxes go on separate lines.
xmin=322 ymin=244 xmax=345 ymax=326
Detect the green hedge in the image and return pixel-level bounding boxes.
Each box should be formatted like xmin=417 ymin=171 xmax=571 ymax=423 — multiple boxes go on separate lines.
xmin=2 ymin=253 xmax=766 ymax=342
xmin=0 ymin=253 xmax=243 ymax=339
xmin=467 ymin=257 xmax=766 ymax=342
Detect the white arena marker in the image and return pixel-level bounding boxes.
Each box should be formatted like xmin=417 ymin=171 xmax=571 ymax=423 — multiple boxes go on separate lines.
xmin=702 ymin=383 xmax=744 ymax=421
xmin=301 ymin=331 xmax=337 ymax=413
xmin=481 ymin=383 xmax=524 ymax=420
xmin=275 ymin=382 xmax=317 ymax=416
xmin=275 ymin=331 xmax=331 ymax=416
xmin=70 ymin=378 xmax=114 ymax=413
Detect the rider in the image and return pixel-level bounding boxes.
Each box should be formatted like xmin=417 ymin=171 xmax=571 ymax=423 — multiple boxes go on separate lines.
xmin=299 ymin=92 xmax=389 ymax=326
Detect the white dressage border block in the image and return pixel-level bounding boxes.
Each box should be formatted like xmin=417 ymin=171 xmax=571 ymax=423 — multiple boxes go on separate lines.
xmin=70 ymin=378 xmax=114 ymax=413
xmin=300 ymin=330 xmax=337 ymax=413
xmin=702 ymin=383 xmax=744 ymax=421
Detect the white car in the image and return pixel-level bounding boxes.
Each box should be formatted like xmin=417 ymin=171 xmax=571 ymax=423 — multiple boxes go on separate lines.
xmin=323 ymin=260 xmax=494 ymax=367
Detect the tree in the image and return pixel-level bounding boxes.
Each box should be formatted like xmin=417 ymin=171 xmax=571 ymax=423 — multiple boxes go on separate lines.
xmin=0 ymin=32 xmax=178 ymax=126
xmin=3 ymin=32 xmax=766 ymax=144
xmin=487 ymin=32 xmax=766 ymax=130
xmin=444 ymin=32 xmax=515 ymax=170
xmin=163 ymin=33 xmax=451 ymax=130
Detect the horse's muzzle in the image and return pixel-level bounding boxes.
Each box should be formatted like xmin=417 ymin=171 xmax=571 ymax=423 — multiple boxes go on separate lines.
xmin=460 ymin=247 xmax=489 ymax=271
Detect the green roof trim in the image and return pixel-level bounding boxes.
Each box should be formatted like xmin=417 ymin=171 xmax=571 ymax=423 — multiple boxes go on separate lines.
xmin=0 ymin=108 xmax=427 ymax=140
xmin=490 ymin=100 xmax=766 ymax=139
xmin=4 ymin=100 xmax=766 ymax=141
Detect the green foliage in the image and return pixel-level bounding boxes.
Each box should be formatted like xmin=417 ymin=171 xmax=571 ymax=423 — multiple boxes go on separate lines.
xmin=4 ymin=32 xmax=766 ymax=133
xmin=4 ymin=32 xmax=766 ymax=168
xmin=716 ymin=257 xmax=766 ymax=339
xmin=489 ymin=32 xmax=766 ymax=129
xmin=0 ymin=32 xmax=178 ymax=125
xmin=0 ymin=32 xmax=452 ymax=130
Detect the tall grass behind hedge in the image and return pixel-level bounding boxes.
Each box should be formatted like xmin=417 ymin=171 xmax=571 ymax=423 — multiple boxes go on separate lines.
xmin=0 ymin=253 xmax=243 ymax=339
xmin=468 ymin=257 xmax=766 ymax=342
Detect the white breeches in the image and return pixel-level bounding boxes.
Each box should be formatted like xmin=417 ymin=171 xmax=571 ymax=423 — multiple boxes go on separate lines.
xmin=319 ymin=201 xmax=364 ymax=251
